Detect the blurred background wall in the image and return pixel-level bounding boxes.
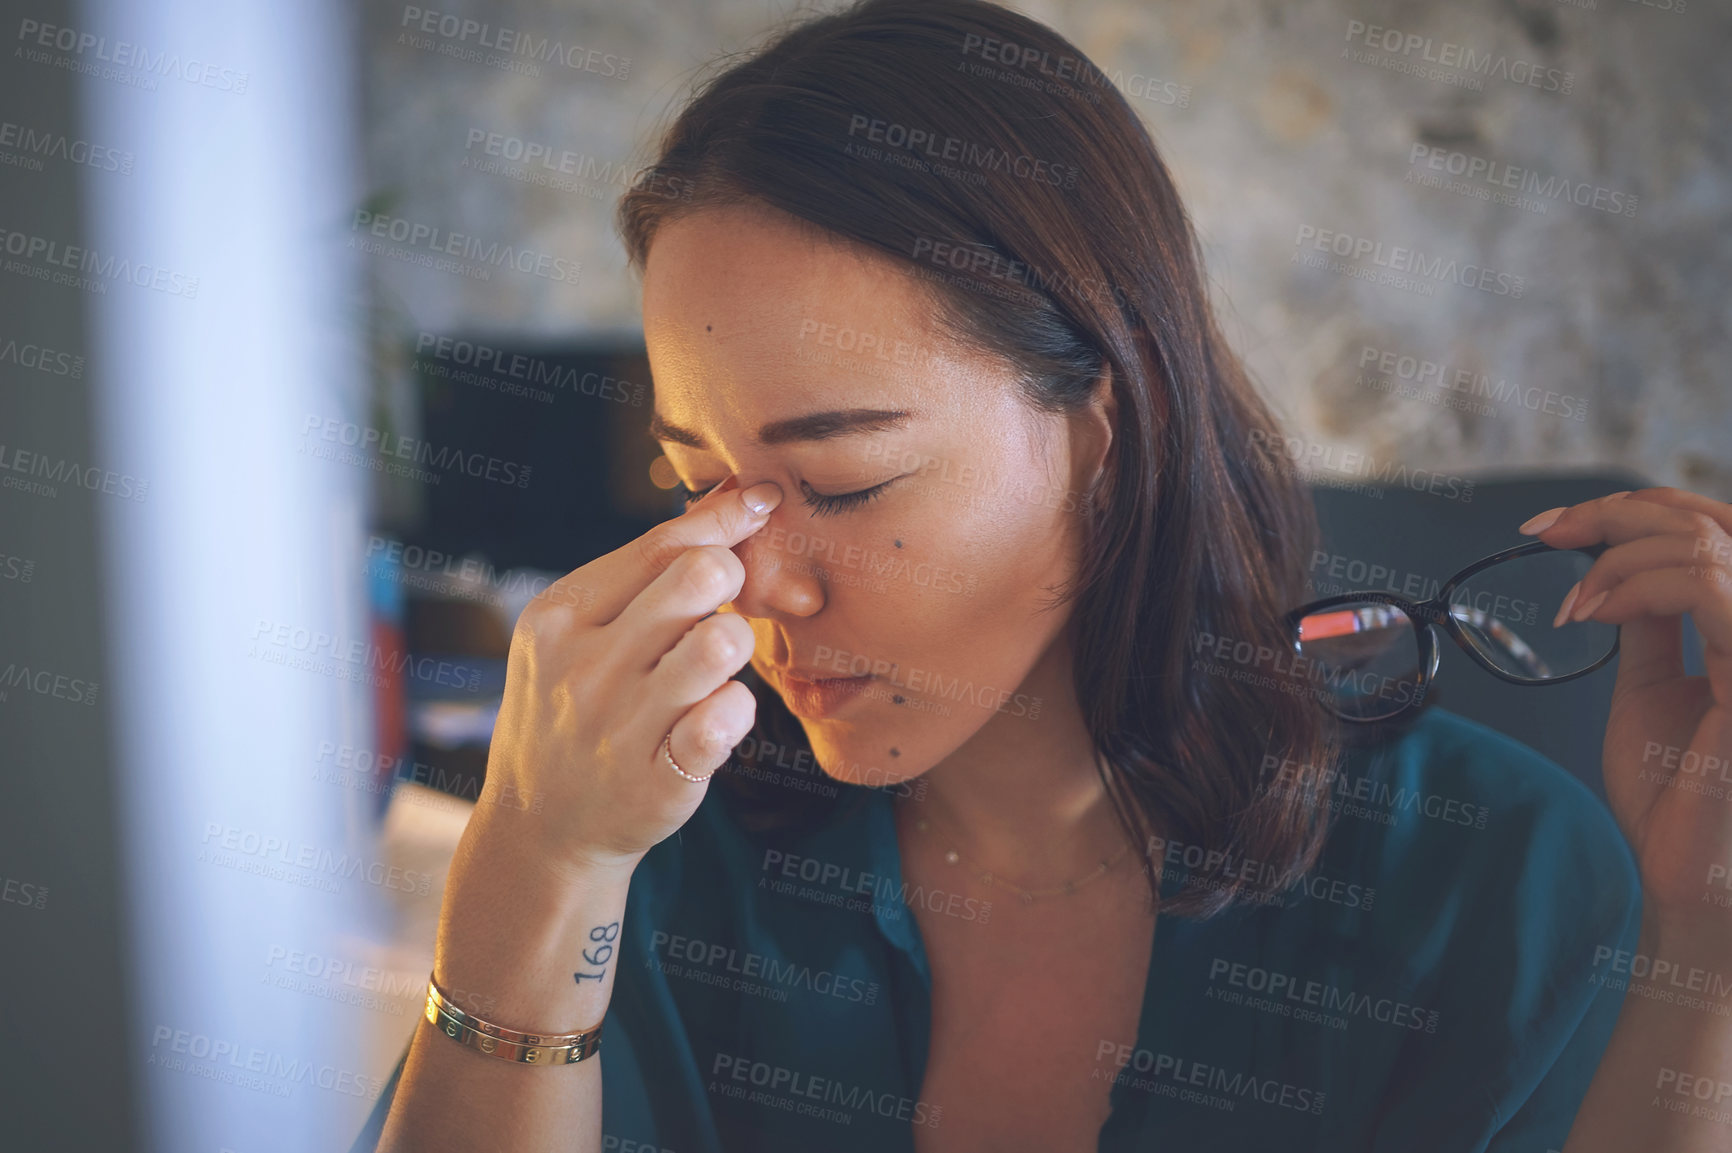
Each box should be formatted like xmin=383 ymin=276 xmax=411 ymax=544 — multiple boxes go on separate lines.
xmin=1 ymin=1 xmax=1725 ymax=1149
xmin=359 ymin=0 xmax=1732 ymax=498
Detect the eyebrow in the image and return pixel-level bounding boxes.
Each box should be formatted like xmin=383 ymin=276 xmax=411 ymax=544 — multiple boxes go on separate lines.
xmin=647 ymin=408 xmax=914 ymax=449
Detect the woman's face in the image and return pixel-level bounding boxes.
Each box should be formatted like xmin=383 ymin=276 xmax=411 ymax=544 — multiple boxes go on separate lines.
xmin=642 ymin=205 xmax=1111 ymax=787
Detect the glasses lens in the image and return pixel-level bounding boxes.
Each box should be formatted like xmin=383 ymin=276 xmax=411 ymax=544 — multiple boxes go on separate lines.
xmin=1444 ymin=549 xmax=1616 ymax=680
xmin=1294 ymin=602 xmax=1424 ymax=721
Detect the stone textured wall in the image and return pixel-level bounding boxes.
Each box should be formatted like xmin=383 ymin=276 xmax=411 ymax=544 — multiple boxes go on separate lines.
xmin=361 ymin=0 xmax=1731 ymax=497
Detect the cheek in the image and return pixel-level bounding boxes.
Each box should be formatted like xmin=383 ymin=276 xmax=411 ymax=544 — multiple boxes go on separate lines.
xmin=892 ymin=481 xmax=1080 ymax=631
xmin=984 ymin=498 xmax=1079 ymax=594
xmin=830 ymin=497 xmax=1069 ymax=733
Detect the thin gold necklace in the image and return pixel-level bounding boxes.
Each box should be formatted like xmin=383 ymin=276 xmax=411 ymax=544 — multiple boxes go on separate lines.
xmin=906 ymin=799 xmax=1132 ymax=905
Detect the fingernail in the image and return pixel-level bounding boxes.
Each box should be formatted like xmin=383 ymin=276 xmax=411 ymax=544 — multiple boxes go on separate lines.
xmin=1519 ymin=507 xmax=1567 ymax=535
xmin=742 ymin=482 xmax=783 ymax=516
xmin=1571 ymin=590 xmax=1609 ymax=623
xmin=1552 ymin=581 xmax=1580 ymax=629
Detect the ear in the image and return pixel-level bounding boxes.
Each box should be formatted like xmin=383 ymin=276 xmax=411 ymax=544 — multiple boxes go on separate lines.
xmin=1073 ymin=365 xmax=1117 ymax=512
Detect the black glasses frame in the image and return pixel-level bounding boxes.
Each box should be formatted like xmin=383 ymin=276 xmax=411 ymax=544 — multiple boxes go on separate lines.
xmin=1283 ymin=540 xmax=1618 ymax=724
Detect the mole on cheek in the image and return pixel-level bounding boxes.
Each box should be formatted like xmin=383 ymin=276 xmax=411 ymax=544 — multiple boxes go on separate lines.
xmin=894 ymin=539 xmax=903 ymax=549
xmin=890 ymin=747 xmax=900 ymax=757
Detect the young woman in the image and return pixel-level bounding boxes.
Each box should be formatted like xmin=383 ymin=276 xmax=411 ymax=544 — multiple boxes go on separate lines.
xmin=356 ymin=1 xmax=1732 ymax=1149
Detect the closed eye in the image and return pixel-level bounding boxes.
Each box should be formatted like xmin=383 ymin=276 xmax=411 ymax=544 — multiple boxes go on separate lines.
xmin=798 ymin=478 xmax=893 ymax=518
xmin=679 ymin=477 xmax=898 ymax=517
xmin=678 ymin=483 xmax=719 ymax=506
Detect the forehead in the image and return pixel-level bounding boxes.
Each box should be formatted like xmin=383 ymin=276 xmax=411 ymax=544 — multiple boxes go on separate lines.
xmin=642 ymin=204 xmax=928 ymax=340
xmin=641 ymin=206 xmax=944 ymax=441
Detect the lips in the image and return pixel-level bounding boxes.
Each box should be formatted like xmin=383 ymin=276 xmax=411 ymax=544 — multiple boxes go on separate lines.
xmin=777 ymin=667 xmax=863 ymax=684
xmin=769 ymin=663 xmax=874 ymax=719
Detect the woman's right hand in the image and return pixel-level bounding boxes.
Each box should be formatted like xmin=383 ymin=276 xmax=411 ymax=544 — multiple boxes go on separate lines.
xmin=377 ymin=478 xmax=782 ymax=1153
xmin=480 ymin=474 xmax=782 ymax=876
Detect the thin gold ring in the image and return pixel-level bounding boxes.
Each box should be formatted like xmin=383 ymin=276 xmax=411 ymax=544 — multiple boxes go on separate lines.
xmin=662 ymin=731 xmax=714 ymax=783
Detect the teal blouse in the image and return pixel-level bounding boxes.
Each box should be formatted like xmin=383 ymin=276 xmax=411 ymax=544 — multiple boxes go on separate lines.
xmin=350 ymin=708 xmax=1642 ymax=1151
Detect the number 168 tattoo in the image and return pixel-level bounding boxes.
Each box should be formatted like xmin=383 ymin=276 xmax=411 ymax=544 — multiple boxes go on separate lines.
xmin=574 ymin=922 xmax=620 ymax=984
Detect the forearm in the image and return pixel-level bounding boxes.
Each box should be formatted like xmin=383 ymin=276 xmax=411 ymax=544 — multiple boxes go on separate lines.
xmin=377 ymin=805 xmax=640 ymax=1153
xmin=1563 ymin=913 xmax=1732 ymax=1152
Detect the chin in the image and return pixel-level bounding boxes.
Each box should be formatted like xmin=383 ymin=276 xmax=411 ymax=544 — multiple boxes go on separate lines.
xmin=797 ymin=718 xmax=942 ymax=791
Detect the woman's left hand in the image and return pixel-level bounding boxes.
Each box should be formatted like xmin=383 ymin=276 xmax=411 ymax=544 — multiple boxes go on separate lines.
xmin=1522 ymin=487 xmax=1732 ymax=950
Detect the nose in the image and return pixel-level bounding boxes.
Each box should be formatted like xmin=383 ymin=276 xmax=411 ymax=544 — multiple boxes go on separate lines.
xmin=727 ymin=505 xmax=826 ymax=619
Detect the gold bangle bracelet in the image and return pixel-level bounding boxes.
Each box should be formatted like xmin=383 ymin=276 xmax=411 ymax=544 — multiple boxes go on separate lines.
xmin=424 ymin=979 xmax=603 ymax=1066
xmin=427 ymin=979 xmax=598 ymax=1045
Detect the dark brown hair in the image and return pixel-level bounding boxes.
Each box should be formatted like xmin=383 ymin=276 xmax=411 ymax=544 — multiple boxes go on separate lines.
xmin=617 ymin=0 xmax=1340 ymax=916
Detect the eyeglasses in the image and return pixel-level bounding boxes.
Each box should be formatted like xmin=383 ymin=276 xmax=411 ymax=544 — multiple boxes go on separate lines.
xmin=1284 ymin=540 xmax=1619 ymax=724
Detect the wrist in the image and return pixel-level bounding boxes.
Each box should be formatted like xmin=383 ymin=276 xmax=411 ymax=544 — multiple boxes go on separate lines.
xmin=460 ymin=791 xmax=645 ymax=890
xmin=1638 ymin=902 xmax=1732 ymax=971
xmin=432 ymin=805 xmax=639 ymax=1032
